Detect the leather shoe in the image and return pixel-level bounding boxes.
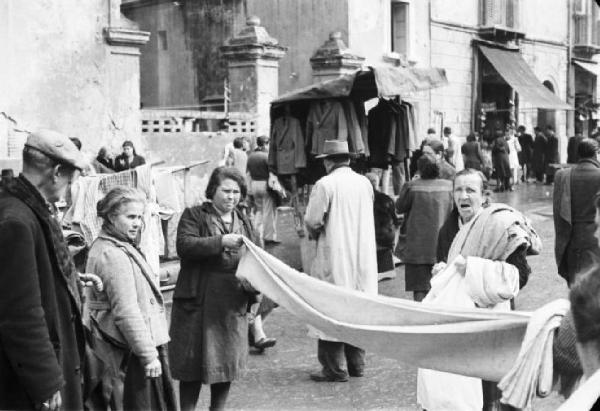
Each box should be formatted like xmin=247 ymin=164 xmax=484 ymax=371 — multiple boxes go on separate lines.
xmin=253 ymin=337 xmax=277 ymax=350
xmin=264 ymin=239 xmax=281 ymax=245
xmin=309 ymin=371 xmax=348 ymax=382
xmin=349 ymin=370 xmax=364 ymax=377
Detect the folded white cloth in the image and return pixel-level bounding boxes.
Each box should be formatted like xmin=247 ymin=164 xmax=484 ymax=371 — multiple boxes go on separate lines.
xmin=498 ymin=299 xmax=571 ymax=409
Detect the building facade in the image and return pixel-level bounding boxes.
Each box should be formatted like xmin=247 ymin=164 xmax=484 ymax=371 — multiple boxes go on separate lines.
xmin=0 ymin=0 xmax=150 ymax=167
xmin=125 ymin=0 xmax=600 ymax=161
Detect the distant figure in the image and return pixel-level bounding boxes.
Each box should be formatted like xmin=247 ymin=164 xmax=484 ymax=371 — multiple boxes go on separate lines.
xmin=545 ymin=125 xmax=560 ymax=184
xmin=461 ymin=133 xmax=484 ymax=171
xmin=553 ymin=138 xmax=600 ymax=286
xmin=396 ymin=153 xmax=454 ymax=301
xmin=491 ymin=128 xmax=512 ymax=192
xmin=230 ymin=137 xmax=248 ymax=177
xmin=532 ymin=126 xmax=548 ymax=183
xmin=517 ymin=125 xmax=534 ymax=182
xmin=114 ymin=140 xmax=146 ymax=172
xmin=93 ymin=147 xmax=115 ymax=173
xmin=247 ymin=136 xmax=278 ymax=245
xmin=422 ymin=139 xmax=456 ymax=181
xmin=444 ymin=127 xmax=464 ymax=171
xmin=567 ymin=128 xmax=585 ymax=164
xmin=506 ymin=128 xmax=521 ymax=185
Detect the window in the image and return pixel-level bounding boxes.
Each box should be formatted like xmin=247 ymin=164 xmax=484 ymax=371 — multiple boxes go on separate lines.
xmin=391 ymin=2 xmax=408 ymax=55
xmin=158 ymin=30 xmax=168 ymax=50
xmin=574 ymin=0 xmax=587 ymax=15
xmin=482 ymin=0 xmax=520 ymax=29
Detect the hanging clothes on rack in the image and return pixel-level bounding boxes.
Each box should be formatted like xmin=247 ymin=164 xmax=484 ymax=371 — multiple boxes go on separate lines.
xmin=269 ymin=114 xmax=307 ymax=175
xmin=341 ymin=100 xmax=365 ymax=155
xmin=306 ymin=99 xmax=348 ymax=155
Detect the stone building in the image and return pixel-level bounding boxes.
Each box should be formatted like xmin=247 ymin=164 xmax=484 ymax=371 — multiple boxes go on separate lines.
xmin=0 ymin=0 xmax=150 ymax=168
xmin=125 ymin=0 xmax=597 ymax=160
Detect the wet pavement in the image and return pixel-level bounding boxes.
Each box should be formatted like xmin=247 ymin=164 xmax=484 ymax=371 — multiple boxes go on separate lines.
xmin=174 ymin=181 xmax=568 ymax=410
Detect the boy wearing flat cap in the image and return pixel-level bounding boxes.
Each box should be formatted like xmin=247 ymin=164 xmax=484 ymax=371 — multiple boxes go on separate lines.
xmin=0 ymin=129 xmax=88 ymax=410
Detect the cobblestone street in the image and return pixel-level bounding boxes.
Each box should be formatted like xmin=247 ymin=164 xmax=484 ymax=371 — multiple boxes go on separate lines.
xmin=177 ymin=182 xmax=569 ymax=410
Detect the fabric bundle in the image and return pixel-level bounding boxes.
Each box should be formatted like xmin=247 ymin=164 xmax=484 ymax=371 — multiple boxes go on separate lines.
xmin=498 ymin=299 xmax=570 ymax=409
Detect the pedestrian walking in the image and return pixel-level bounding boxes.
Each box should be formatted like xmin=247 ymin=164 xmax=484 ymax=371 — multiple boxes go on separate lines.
xmin=396 ymin=153 xmax=454 ymax=301
xmin=461 ymin=132 xmax=484 ymax=170
xmin=444 ymin=126 xmax=464 ymax=171
xmin=545 ymin=126 xmax=560 ymax=184
xmin=553 ymin=139 xmax=600 ymax=286
xmin=567 ymin=128 xmax=585 ymax=164
xmin=304 ymin=140 xmax=378 ymax=382
xmin=517 ymin=125 xmax=534 ymax=182
xmin=85 ymin=187 xmax=176 ymax=410
xmin=422 ymin=139 xmax=456 ymax=181
xmin=506 ymin=128 xmax=521 ymax=185
xmin=491 ymin=128 xmax=512 ymax=192
xmin=169 ymin=166 xmax=257 ymax=411
xmin=247 ymin=136 xmax=278 ymax=245
xmin=0 ymin=129 xmax=88 ymax=410
xmin=230 ymin=137 xmax=248 ymax=177
xmin=532 ymin=126 xmax=548 ymax=183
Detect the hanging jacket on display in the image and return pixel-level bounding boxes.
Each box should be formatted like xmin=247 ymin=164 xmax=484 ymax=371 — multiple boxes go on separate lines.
xmin=341 ymin=100 xmax=365 ymax=155
xmin=306 ymin=99 xmax=348 ymax=155
xmin=368 ymin=100 xmax=396 ymax=168
xmin=269 ymin=115 xmax=307 ymax=175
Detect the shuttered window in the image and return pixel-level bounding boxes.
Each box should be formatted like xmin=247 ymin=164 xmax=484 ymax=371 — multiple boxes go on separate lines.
xmin=482 ymin=0 xmax=520 ymax=29
xmin=391 ymin=2 xmax=408 ymax=55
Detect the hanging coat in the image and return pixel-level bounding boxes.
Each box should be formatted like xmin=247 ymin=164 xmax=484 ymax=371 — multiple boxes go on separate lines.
xmin=304 ymin=166 xmax=378 ymax=295
xmin=269 ymin=115 xmax=307 ymax=175
xmin=341 ymin=100 xmax=365 ymax=155
xmin=306 ymin=100 xmax=348 ymax=155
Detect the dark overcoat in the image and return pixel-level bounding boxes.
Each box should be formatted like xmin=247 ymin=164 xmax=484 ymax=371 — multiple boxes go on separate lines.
xmin=268 ymin=115 xmax=307 ymax=175
xmin=0 ymin=177 xmax=84 ymax=410
xmin=169 ymin=202 xmax=256 ymax=383
xmin=491 ymin=136 xmax=511 ymax=179
xmin=553 ymin=159 xmax=600 ymax=283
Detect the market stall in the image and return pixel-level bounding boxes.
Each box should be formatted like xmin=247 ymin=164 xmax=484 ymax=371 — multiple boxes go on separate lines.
xmin=266 ymin=65 xmax=448 ymax=232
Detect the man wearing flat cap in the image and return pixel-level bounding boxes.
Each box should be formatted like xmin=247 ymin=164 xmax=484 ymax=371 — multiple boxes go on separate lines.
xmin=0 ymin=129 xmax=88 ymax=410
xmin=304 ymin=140 xmax=378 ymax=382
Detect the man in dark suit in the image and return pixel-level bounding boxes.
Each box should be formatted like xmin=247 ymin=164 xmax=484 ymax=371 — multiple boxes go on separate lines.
xmin=0 ymin=130 xmax=88 ymax=410
xmin=554 ymin=138 xmax=600 ymax=286
xmin=567 ymin=128 xmax=585 ymax=164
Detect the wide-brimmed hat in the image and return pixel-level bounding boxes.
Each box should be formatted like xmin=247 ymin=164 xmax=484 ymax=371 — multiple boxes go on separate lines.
xmin=315 ymin=140 xmax=351 ymax=159
xmin=25 ymin=129 xmax=88 ymax=171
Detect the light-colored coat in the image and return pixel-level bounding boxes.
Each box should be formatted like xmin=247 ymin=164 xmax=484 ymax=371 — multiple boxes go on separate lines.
xmin=304 ymin=166 xmax=378 ymax=295
xmin=85 ymin=232 xmax=169 ymax=365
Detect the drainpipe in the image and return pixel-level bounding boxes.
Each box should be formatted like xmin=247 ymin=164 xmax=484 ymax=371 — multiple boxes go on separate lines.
xmin=566 ymin=0 xmax=574 ymax=142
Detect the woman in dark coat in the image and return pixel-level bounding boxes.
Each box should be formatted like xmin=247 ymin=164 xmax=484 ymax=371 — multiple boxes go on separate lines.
xmin=396 ymin=153 xmax=454 ymax=302
xmin=114 ymin=140 xmax=146 ymax=172
xmin=491 ymin=129 xmax=512 ymax=192
xmin=461 ymin=133 xmax=484 ymax=170
xmin=169 ymin=166 xmax=257 ymax=411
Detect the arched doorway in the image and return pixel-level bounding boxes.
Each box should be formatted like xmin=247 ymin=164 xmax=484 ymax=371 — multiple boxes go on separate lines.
xmin=538 ymin=80 xmax=557 ymax=131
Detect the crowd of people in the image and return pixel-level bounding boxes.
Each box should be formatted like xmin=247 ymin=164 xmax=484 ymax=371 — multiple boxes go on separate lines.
xmin=2 ymin=124 xmax=600 ymax=411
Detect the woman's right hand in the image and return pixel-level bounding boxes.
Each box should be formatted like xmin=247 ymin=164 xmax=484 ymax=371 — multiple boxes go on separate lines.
xmin=222 ymin=234 xmax=244 ymax=249
xmin=144 ymin=358 xmax=162 ymax=378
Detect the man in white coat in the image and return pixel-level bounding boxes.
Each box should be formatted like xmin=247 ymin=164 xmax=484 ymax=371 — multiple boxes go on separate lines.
xmin=304 ymin=140 xmax=378 ymax=382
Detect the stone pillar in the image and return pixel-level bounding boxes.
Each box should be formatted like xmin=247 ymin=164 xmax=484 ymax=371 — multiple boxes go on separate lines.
xmin=310 ymin=32 xmax=365 ymax=83
xmin=103 ymin=0 xmax=150 ymax=153
xmin=220 ymin=16 xmax=287 ymax=137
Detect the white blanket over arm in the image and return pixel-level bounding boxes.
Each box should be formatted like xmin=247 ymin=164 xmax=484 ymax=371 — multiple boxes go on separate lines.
xmin=418 ymin=204 xmax=541 ymax=411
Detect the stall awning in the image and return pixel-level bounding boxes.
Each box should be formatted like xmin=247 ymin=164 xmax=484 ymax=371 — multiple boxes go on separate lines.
xmin=573 ymin=60 xmax=600 ymax=77
xmin=479 ymin=44 xmax=571 ymax=110
xmin=271 ymin=66 xmax=448 ymax=105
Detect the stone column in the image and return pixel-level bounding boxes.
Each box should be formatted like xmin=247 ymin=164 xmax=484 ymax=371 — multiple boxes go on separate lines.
xmin=103 ymin=0 xmax=150 ymax=153
xmin=310 ymin=32 xmax=365 ymax=83
xmin=221 ymin=16 xmax=287 ymax=137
